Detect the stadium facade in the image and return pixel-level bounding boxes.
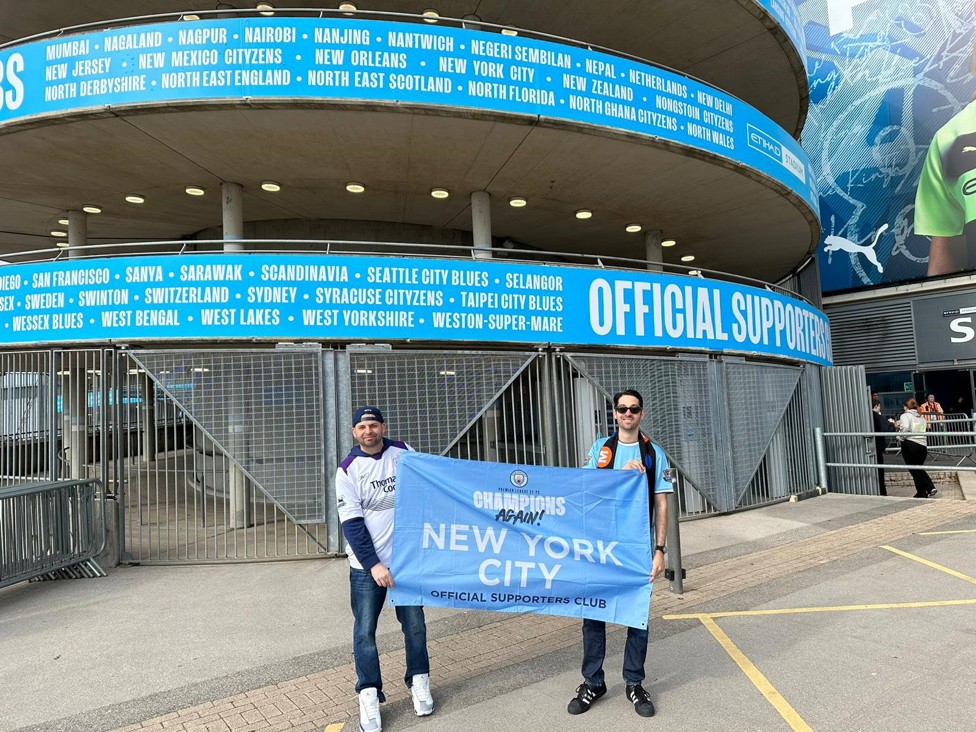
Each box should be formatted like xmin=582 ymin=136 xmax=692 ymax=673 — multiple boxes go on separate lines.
xmin=0 ymin=2 xmax=831 ymax=563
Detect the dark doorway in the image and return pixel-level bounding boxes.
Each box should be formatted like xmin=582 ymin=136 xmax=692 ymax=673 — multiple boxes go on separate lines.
xmin=919 ymin=369 xmax=974 ymax=416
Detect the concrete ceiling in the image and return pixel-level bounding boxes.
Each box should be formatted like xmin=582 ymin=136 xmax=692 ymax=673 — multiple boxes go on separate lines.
xmin=0 ymin=104 xmax=817 ymax=281
xmin=0 ymin=3 xmax=816 ymax=284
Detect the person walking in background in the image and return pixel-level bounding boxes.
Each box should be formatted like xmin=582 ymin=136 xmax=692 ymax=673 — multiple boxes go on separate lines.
xmin=336 ymin=406 xmax=434 ymax=732
xmin=889 ymin=398 xmax=938 ymax=499
xmin=567 ymin=389 xmax=672 ymax=719
xmin=872 ymin=399 xmax=891 ymax=496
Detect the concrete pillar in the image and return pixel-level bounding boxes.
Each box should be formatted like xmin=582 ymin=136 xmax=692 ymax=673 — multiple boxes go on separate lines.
xmin=68 ymin=210 xmax=87 ymax=259
xmin=225 ymin=415 xmax=250 ymax=529
xmin=61 ymin=368 xmax=89 ymax=479
xmin=645 ymin=230 xmax=663 ymax=272
xmin=141 ymin=373 xmax=157 ymax=464
xmin=222 ymin=182 xmax=244 ymax=251
xmin=471 ymin=190 xmax=493 ymax=260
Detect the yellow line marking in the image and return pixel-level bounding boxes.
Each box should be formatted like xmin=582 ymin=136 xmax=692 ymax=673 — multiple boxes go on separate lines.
xmin=918 ymin=529 xmax=976 ymax=535
xmin=881 ymin=545 xmax=976 ymax=586
xmin=699 ymin=616 xmax=813 ymax=732
xmin=323 ymin=724 xmax=345 ymax=732
xmin=664 ymin=598 xmax=976 ymax=620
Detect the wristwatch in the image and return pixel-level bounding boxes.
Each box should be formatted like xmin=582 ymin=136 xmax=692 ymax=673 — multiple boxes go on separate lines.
xmin=654 ymin=544 xmax=667 ymax=555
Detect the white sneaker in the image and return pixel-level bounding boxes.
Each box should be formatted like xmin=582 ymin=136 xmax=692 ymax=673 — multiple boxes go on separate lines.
xmin=359 ymin=687 xmax=382 ymax=732
xmin=411 ymin=673 xmax=434 ymax=716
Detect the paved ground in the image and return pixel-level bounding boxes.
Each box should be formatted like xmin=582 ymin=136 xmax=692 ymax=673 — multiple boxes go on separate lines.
xmin=3 ymin=488 xmax=975 ymax=732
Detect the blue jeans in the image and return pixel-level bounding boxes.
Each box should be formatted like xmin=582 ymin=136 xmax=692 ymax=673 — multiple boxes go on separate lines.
xmin=581 ymin=618 xmax=648 ymax=687
xmin=350 ymin=567 xmax=430 ymax=700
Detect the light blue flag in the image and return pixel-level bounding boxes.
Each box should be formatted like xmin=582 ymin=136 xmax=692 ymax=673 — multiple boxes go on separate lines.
xmin=389 ymin=452 xmax=654 ymax=628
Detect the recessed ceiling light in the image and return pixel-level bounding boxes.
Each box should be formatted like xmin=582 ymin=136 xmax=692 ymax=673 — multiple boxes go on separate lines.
xmin=261 ymin=180 xmax=282 ymax=192
xmin=55 ymin=241 xmax=70 ymax=248
xmin=422 ymin=9 xmax=440 ymax=22
xmin=509 ymin=196 xmax=527 ymax=207
xmin=193 ymin=367 xmax=211 ymax=373
xmin=346 ymin=182 xmax=365 ymax=193
xmin=125 ymin=194 xmax=146 ymax=204
xmin=338 ymin=1 xmax=357 ymax=10
xmin=58 ymin=217 xmax=69 ymax=226
xmin=575 ymin=209 xmax=592 ymax=219
xmin=501 ymin=28 xmax=518 ymax=36
xmin=688 ymin=270 xmax=701 ymax=276
xmin=661 ymin=238 xmax=676 ymax=247
xmin=430 ymin=187 xmax=450 ymax=199
xmin=680 ymin=254 xmax=696 ymax=262
xmin=256 ymin=2 xmax=275 ymax=16
xmin=50 ymin=230 xmax=67 ymax=237
xmin=182 ymin=13 xmax=200 ymax=20
xmin=355 ymin=368 xmax=374 ymax=374
xmin=625 ymin=223 xmax=642 ymax=233
xmin=439 ymin=370 xmax=457 ymax=376
xmin=185 ymin=185 xmax=206 ymax=196
xmin=82 ymin=204 xmax=102 ymax=214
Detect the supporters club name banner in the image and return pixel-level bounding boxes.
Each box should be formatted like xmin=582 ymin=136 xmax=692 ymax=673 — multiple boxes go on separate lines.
xmin=0 ymin=254 xmax=832 ymax=364
xmin=0 ymin=16 xmax=818 ymax=216
xmin=389 ymin=453 xmax=653 ymax=627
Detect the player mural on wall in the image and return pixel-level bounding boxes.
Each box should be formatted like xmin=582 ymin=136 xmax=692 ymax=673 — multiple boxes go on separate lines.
xmin=823 ymin=223 xmax=888 ymax=274
xmin=799 ymin=0 xmax=976 ymax=292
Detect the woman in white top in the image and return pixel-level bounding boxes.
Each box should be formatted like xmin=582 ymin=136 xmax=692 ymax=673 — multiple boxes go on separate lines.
xmin=889 ymin=398 xmax=938 ymax=498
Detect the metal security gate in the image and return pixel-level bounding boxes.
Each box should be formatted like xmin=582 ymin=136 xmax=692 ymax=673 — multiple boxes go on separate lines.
xmin=0 ymin=348 xmax=110 ymax=488
xmin=821 ymin=365 xmax=877 ymax=495
xmin=340 ymin=349 xmax=818 ymax=519
xmin=117 ymin=347 xmax=333 ymax=563
xmin=1 ymin=345 xmax=826 ymax=564
xmin=342 ymin=348 xmax=545 ymax=464
xmin=559 ymin=353 xmax=813 ymax=516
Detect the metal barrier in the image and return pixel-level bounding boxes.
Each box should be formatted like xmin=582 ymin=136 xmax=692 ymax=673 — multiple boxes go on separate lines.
xmin=0 ymin=478 xmax=105 ymax=590
xmin=920 ymin=414 xmax=976 ymax=462
xmin=814 ymin=426 xmax=976 ymax=496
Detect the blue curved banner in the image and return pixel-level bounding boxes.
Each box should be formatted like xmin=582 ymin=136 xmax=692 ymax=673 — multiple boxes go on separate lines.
xmin=0 ymin=253 xmax=832 ymax=364
xmin=0 ymin=16 xmax=819 ymax=217
xmin=389 ymin=452 xmax=653 ymax=627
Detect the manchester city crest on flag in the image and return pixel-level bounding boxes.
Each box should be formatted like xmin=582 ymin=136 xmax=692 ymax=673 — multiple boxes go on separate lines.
xmin=510 ymin=469 xmax=528 ymax=488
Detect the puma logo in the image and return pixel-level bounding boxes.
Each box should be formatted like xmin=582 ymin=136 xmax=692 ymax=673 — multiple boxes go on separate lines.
xmin=823 ymin=224 xmax=888 ymax=273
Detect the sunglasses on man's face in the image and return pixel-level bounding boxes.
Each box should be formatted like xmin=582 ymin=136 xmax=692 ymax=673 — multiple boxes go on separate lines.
xmin=615 ymin=405 xmax=642 ymax=415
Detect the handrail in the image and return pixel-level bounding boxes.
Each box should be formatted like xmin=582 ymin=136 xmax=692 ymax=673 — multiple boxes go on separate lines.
xmin=0 ymin=238 xmax=813 ymax=304
xmin=0 ymin=478 xmax=106 ymax=590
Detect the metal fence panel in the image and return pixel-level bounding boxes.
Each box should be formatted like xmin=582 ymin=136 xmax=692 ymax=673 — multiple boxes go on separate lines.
xmin=563 ymin=353 xmax=723 ymax=507
xmin=345 ymin=349 xmax=540 ymax=459
xmin=724 ymin=361 xmax=801 ymax=505
xmin=0 ymin=479 xmax=104 ymax=588
xmin=119 ymin=348 xmax=331 ymax=562
xmin=821 ymin=365 xmax=876 ymax=495
xmin=563 ymin=353 xmax=813 ymax=514
xmin=128 ymin=347 xmax=326 ymax=523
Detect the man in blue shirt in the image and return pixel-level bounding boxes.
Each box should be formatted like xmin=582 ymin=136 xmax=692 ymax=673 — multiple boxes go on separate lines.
xmin=568 ymin=389 xmax=673 ymax=718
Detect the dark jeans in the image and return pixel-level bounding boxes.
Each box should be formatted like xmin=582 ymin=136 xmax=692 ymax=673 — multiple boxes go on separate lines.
xmin=350 ymin=567 xmax=429 ymax=700
xmin=875 ymin=443 xmax=887 ymax=496
xmin=900 ymin=440 xmax=935 ymax=497
xmin=581 ymin=618 xmax=648 ymax=687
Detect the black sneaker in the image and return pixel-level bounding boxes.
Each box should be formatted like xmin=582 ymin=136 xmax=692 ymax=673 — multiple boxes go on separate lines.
xmin=625 ymin=684 xmax=656 ymax=717
xmin=928 ymin=488 xmax=939 ymax=497
xmin=567 ymin=682 xmax=607 ymax=715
